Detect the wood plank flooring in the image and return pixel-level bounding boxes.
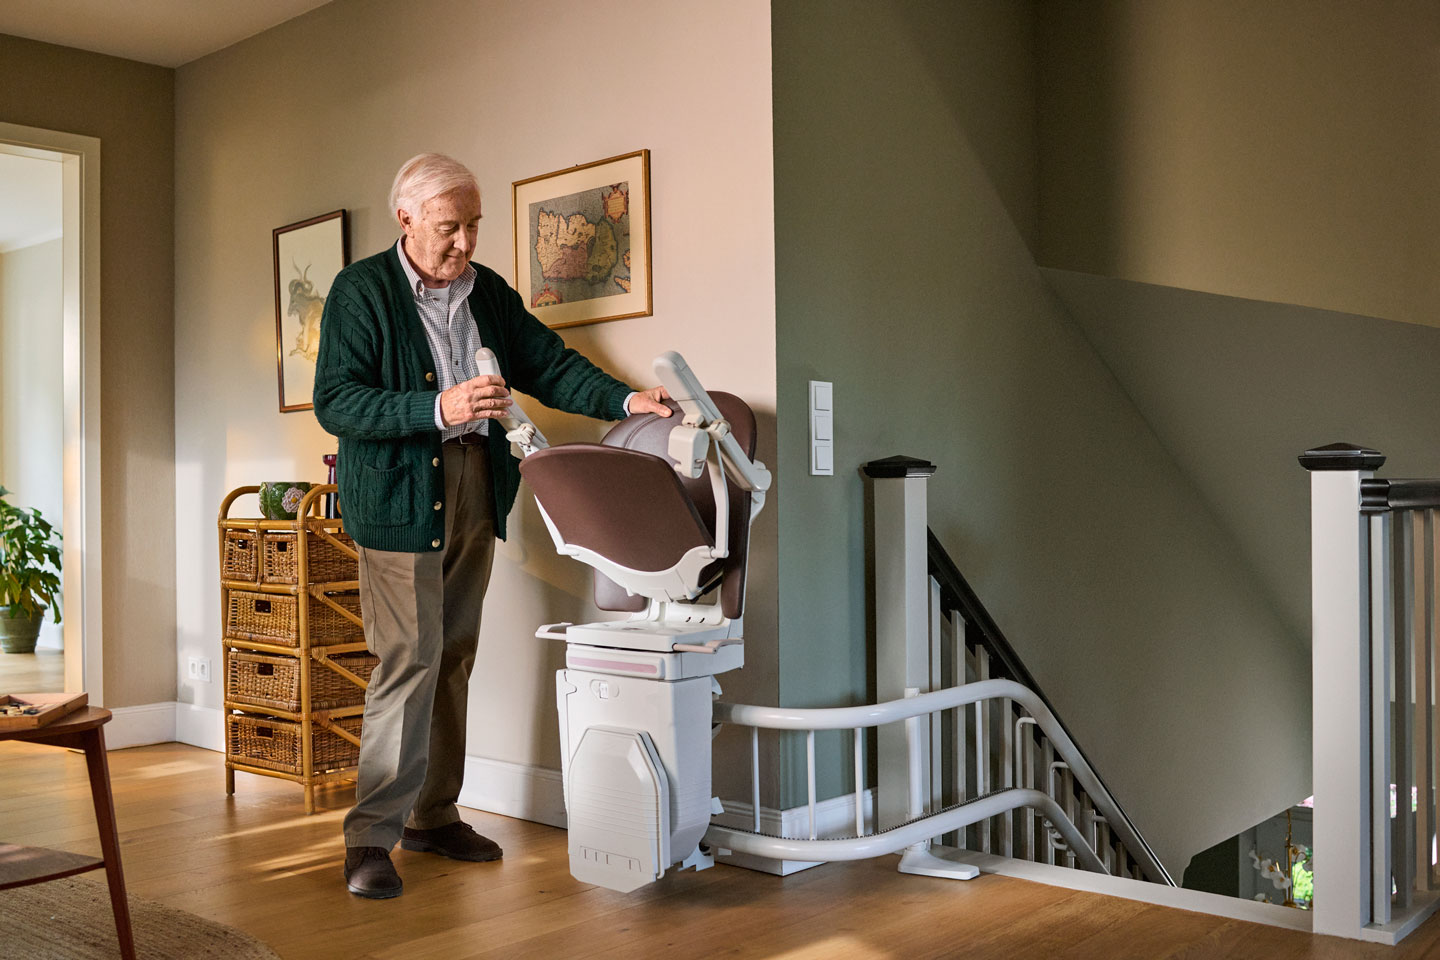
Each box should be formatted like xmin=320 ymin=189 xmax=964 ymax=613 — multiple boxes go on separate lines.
xmin=0 ymin=647 xmax=64 ymax=694
xmin=4 ymin=739 xmax=1440 ymax=959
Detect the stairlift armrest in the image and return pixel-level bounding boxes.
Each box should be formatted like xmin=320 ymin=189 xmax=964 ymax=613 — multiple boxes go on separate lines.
xmin=671 ymin=638 xmax=741 ymax=654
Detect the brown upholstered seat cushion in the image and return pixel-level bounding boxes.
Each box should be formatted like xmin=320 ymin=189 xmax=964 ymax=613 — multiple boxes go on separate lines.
xmin=517 ymin=391 xmax=758 ymax=619
xmin=520 ymin=444 xmax=713 ymax=572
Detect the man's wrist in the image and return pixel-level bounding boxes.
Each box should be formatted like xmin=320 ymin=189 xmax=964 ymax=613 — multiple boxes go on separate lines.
xmin=434 ymin=393 xmax=448 ymax=429
xmin=622 ymin=391 xmax=637 ymax=416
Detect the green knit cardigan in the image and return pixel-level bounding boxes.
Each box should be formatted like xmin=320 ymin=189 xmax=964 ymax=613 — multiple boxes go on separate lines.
xmin=312 ymin=245 xmax=634 ymax=551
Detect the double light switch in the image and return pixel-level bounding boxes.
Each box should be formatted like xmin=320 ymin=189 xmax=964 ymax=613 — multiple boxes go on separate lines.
xmin=810 ymin=380 xmax=833 ymax=476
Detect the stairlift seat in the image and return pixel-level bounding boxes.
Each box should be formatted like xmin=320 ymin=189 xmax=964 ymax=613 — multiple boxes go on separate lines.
xmin=518 ymin=391 xmax=757 ymax=618
xmin=520 ymin=443 xmax=714 ymax=571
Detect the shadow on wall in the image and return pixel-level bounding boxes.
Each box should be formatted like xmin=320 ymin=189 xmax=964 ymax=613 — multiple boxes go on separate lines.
xmin=1047 ymin=268 xmax=1440 ymax=646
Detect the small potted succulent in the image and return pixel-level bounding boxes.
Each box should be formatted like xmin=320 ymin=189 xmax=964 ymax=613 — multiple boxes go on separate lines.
xmin=0 ymin=486 xmax=63 ymax=655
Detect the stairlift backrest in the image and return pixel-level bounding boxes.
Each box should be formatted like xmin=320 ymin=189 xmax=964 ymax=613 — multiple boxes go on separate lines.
xmin=517 ymin=392 xmax=757 ymax=620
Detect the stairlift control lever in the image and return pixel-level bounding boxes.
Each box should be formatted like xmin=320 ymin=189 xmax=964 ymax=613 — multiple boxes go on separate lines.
xmin=654 ymin=351 xmax=771 ymax=494
xmin=474 ymin=348 xmax=549 ymax=455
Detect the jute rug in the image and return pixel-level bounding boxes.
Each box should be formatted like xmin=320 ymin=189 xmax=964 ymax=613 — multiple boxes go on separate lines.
xmin=0 ymin=875 xmax=283 ymax=959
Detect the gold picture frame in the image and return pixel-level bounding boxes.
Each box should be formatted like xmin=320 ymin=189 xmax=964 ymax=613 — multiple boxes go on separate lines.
xmin=273 ymin=209 xmax=348 ymax=413
xmin=512 ymin=150 xmax=651 ymax=329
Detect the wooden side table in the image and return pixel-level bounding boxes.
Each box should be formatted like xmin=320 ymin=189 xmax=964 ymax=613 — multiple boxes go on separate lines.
xmin=0 ymin=706 xmax=134 ymax=960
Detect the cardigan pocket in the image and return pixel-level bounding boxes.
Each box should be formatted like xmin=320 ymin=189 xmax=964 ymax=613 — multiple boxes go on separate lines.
xmin=358 ymin=463 xmax=413 ymax=526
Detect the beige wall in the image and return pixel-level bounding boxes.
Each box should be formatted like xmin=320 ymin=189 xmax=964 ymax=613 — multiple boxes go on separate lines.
xmin=173 ymin=0 xmax=776 ymax=788
xmin=0 ymin=238 xmax=64 ymax=649
xmin=1036 ymin=0 xmax=1440 ymax=327
xmin=0 ymin=35 xmax=176 ymax=705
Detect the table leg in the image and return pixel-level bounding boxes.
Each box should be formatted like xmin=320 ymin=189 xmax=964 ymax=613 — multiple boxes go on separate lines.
xmin=82 ymin=726 xmax=136 ymax=960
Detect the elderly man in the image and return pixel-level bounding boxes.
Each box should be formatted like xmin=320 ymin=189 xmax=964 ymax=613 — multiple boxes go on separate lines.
xmin=314 ymin=153 xmax=669 ymax=899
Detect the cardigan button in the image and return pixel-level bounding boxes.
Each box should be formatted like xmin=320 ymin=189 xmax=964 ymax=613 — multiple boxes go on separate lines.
xmin=425 ymin=372 xmax=436 ymax=382
xmin=433 ymin=501 xmax=442 ymax=511
xmin=431 ymin=538 xmax=441 ymax=548
xmin=432 ymin=457 xmax=440 ymax=467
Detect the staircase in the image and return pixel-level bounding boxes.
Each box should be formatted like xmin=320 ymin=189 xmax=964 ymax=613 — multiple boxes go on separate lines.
xmin=705 ymin=444 xmax=1440 ymax=949
xmin=704 ymin=456 xmax=1171 ymax=887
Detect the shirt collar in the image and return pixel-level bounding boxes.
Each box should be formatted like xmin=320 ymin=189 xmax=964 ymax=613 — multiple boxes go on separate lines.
xmin=395 ymin=238 xmax=476 ymax=301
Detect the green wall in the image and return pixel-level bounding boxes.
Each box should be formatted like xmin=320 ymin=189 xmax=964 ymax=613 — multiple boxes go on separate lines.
xmin=771 ymin=0 xmax=1308 ymax=876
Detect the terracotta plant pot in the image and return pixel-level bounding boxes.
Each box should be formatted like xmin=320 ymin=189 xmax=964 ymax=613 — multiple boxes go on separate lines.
xmin=0 ymin=609 xmax=44 ymax=655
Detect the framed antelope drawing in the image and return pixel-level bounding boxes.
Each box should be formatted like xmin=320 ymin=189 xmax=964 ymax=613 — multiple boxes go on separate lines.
xmin=273 ymin=209 xmax=349 ymax=412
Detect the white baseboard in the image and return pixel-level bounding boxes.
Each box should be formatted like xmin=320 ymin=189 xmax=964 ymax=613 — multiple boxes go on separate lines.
xmin=938 ymin=846 xmax=1312 ymax=933
xmin=457 ymin=755 xmax=567 ymax=828
xmin=98 ymin=701 xmax=224 ymax=752
xmin=105 ymin=701 xmax=178 ymax=749
xmin=709 ymin=789 xmax=877 ymax=876
xmin=175 ymin=703 xmax=225 ymax=752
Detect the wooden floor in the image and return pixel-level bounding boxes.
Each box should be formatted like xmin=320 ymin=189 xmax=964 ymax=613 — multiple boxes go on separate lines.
xmin=5 ymin=742 xmax=1440 ymax=960
xmin=0 ymin=647 xmax=64 ymax=694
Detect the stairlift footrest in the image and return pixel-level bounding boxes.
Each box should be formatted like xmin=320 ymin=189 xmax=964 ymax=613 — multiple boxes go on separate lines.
xmin=566 ymin=727 xmax=670 ymax=893
xmin=679 ymin=845 xmax=715 ymax=874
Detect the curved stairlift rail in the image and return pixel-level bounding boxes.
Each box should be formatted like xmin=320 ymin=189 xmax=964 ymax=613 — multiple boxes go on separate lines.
xmin=707 ymin=786 xmax=1107 ymax=873
xmin=710 ymin=677 xmax=1164 ymax=882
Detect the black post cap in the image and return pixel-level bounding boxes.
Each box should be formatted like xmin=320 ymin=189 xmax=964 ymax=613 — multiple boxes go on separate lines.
xmin=1298 ymin=443 xmax=1386 ymax=472
xmin=862 ymin=456 xmax=937 ymax=479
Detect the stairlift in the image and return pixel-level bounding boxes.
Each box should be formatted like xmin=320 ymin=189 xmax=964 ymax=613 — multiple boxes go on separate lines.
xmin=490 ymin=348 xmax=770 ymax=893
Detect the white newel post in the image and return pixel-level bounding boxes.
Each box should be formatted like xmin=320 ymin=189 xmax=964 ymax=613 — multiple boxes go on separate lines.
xmin=864 ymin=456 xmax=937 ymax=831
xmin=1302 ymin=442 xmax=1386 ymax=939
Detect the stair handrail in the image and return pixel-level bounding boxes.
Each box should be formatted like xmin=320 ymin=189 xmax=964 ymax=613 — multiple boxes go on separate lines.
xmin=924 ymin=530 xmax=1175 ymax=886
xmin=717 ymin=676 xmax=1169 ymax=882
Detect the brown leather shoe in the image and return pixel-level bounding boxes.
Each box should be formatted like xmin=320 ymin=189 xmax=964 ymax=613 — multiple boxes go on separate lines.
xmin=344 ymin=846 xmax=402 ymax=899
xmin=400 ymin=820 xmax=503 ymax=862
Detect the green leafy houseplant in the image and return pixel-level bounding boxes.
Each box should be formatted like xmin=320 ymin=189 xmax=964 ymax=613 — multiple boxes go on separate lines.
xmin=0 ymin=485 xmax=62 ymax=655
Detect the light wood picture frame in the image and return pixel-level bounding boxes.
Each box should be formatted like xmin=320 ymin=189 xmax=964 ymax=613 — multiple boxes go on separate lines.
xmin=273 ymin=209 xmax=348 ymax=413
xmin=512 ymin=150 xmax=651 ymax=329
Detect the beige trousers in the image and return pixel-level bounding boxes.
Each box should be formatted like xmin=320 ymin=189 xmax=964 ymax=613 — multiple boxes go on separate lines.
xmin=343 ymin=442 xmax=495 ymax=849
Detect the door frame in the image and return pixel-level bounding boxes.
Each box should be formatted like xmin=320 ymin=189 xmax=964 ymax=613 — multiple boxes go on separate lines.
xmin=0 ymin=122 xmax=103 ymax=703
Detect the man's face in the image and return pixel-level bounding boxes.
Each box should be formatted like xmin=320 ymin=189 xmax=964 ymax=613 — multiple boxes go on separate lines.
xmin=399 ymin=185 xmax=482 ymax=286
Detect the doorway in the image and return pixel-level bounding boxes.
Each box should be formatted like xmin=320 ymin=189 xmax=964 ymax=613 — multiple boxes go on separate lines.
xmin=0 ymin=123 xmax=101 ymax=701
xmin=0 ymin=149 xmax=63 ymax=690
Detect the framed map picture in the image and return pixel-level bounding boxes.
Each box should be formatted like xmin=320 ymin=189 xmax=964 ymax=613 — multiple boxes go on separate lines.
xmin=513 ymin=150 xmax=651 ymax=328
xmin=273 ymin=209 xmax=348 ymax=412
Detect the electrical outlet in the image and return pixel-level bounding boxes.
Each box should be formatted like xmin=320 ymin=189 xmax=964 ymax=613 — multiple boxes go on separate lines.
xmin=186 ymin=657 xmax=199 ymax=679
xmin=197 ymin=658 xmax=211 ymax=683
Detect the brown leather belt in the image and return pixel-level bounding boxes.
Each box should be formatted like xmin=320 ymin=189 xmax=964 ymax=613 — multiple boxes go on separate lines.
xmin=443 ymin=431 xmax=486 ymax=446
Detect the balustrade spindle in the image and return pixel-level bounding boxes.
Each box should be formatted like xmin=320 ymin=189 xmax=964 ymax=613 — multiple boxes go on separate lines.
xmin=1372 ymin=511 xmax=1394 ymax=925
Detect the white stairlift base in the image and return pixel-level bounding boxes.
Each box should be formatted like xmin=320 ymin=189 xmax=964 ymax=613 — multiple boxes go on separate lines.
xmin=897 ymin=843 xmax=981 ymax=881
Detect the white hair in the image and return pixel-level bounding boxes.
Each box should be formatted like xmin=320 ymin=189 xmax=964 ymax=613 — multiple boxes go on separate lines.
xmin=389 ymin=153 xmax=480 ymax=218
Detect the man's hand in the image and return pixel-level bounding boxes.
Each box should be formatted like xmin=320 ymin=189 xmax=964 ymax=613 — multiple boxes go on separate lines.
xmin=629 ymin=385 xmax=673 ymax=417
xmin=439 ymin=374 xmax=512 ymax=426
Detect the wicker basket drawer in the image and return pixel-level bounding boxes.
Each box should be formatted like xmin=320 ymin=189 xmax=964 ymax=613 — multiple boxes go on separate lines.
xmin=226 ymin=711 xmax=362 ymax=775
xmin=224 ymin=590 xmax=363 ymax=647
xmin=261 ymin=530 xmax=357 ymax=585
xmin=222 ymin=530 xmax=260 ymax=583
xmin=226 ymin=651 xmax=378 ymax=713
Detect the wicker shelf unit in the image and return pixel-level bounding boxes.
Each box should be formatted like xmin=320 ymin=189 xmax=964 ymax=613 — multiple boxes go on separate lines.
xmin=218 ymin=484 xmax=370 ymax=814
